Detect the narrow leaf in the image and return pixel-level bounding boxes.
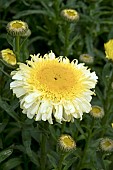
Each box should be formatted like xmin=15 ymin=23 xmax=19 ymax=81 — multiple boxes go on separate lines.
xmin=0 ymin=96 xmax=19 ymax=122
xmin=1 ymin=158 xmax=22 ymax=170
xmin=0 ymin=149 xmax=13 ymax=163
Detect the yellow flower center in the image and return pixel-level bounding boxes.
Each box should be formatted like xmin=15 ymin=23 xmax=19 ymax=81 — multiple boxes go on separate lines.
xmin=59 ymin=134 xmax=76 ymax=151
xmin=12 ymin=22 xmax=24 ymax=29
xmin=83 ymin=55 xmax=90 ymax=59
xmin=66 ymin=10 xmax=76 ymax=17
xmin=6 ymin=53 xmax=16 ymax=63
xmin=104 ymin=141 xmax=112 ymax=147
xmin=27 ymin=59 xmax=85 ymax=102
xmin=62 ymin=136 xmax=74 ymax=147
xmin=91 ymin=107 xmax=101 ymax=115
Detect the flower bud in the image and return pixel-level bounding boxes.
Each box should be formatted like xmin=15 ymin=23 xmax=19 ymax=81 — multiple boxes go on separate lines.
xmin=1 ymin=49 xmax=16 ymax=66
xmin=100 ymin=138 xmax=113 ymax=152
xmin=21 ymin=29 xmax=31 ymax=37
xmin=104 ymin=39 xmax=113 ymax=61
xmin=79 ymin=54 xmax=94 ymax=65
xmin=6 ymin=20 xmax=28 ymax=36
xmin=58 ymin=134 xmax=76 ymax=152
xmin=61 ymin=9 xmax=79 ymax=22
xmin=90 ymin=105 xmax=104 ymax=118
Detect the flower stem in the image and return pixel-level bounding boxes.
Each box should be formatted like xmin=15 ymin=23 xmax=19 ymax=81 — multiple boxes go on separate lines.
xmin=64 ymin=22 xmax=70 ymax=56
xmin=101 ymin=74 xmax=112 ymax=137
xmin=77 ymin=119 xmax=94 ymax=170
xmin=61 ymin=122 xmax=66 ymax=133
xmin=58 ymin=153 xmax=65 ymax=170
xmin=40 ymin=122 xmax=49 ymax=170
xmin=78 ymin=132 xmax=91 ymax=170
xmin=40 ymin=133 xmax=46 ymax=170
xmin=15 ymin=36 xmax=20 ymax=62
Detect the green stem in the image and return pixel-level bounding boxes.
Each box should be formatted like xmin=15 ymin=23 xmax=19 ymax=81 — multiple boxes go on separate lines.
xmin=58 ymin=153 xmax=65 ymax=170
xmin=77 ymin=132 xmax=91 ymax=170
xmin=61 ymin=122 xmax=66 ymax=134
xmin=77 ymin=119 xmax=94 ymax=170
xmin=40 ymin=133 xmax=46 ymax=170
xmin=15 ymin=36 xmax=20 ymax=62
xmin=101 ymin=111 xmax=111 ymax=137
xmin=64 ymin=22 xmax=70 ymax=56
xmin=101 ymin=78 xmax=112 ymax=137
xmin=15 ymin=165 xmax=23 ymax=170
xmin=40 ymin=122 xmax=48 ymax=170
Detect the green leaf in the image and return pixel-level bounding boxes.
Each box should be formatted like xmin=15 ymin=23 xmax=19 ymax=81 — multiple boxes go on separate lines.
xmin=49 ymin=125 xmax=57 ymax=141
xmin=74 ymin=120 xmax=85 ymax=136
xmin=95 ymin=86 xmax=104 ymax=104
xmin=6 ymin=34 xmax=13 ymax=47
xmin=1 ymin=157 xmax=22 ymax=170
xmin=68 ymin=35 xmax=79 ymax=53
xmin=28 ymin=36 xmax=47 ymax=46
xmin=63 ymin=157 xmax=77 ymax=170
xmin=0 ymin=0 xmax=16 ymax=8
xmin=22 ymin=129 xmax=39 ymax=167
xmin=22 ymin=128 xmax=31 ymax=152
xmin=13 ymin=10 xmax=48 ymax=19
xmin=0 ymin=138 xmax=3 ymax=149
xmin=40 ymin=1 xmax=55 ymax=17
xmin=0 ymin=149 xmax=13 ymax=163
xmin=80 ymin=163 xmax=96 ymax=170
xmin=0 ymin=96 xmax=19 ymax=122
xmin=0 ymin=119 xmax=8 ymax=133
xmin=13 ymin=145 xmax=26 ymax=153
xmin=102 ymin=62 xmax=113 ymax=87
xmin=47 ymin=154 xmax=57 ymax=169
xmin=92 ymin=151 xmax=105 ymax=170
xmin=85 ymin=33 xmax=94 ymax=56
xmin=104 ymin=160 xmax=112 ymax=170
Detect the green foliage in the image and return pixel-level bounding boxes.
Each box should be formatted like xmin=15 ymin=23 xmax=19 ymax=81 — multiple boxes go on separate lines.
xmin=0 ymin=0 xmax=113 ymax=169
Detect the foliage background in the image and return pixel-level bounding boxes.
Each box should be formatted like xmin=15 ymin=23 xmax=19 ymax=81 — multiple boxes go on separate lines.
xmin=0 ymin=0 xmax=113 ymax=169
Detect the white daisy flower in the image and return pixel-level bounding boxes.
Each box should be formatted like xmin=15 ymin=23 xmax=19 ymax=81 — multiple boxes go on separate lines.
xmin=10 ymin=51 xmax=98 ymax=124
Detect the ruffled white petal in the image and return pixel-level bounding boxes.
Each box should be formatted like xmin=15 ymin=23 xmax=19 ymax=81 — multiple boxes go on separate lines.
xmin=24 ymin=92 xmax=42 ymax=103
xmin=54 ymin=105 xmax=63 ymax=123
xmin=11 ymin=87 xmax=26 ymax=98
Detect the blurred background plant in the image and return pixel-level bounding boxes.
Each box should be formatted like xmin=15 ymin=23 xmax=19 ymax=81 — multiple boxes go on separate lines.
xmin=0 ymin=0 xmax=113 ymax=169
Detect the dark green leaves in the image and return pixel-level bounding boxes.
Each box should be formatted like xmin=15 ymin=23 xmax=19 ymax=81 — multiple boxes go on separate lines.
xmin=0 ymin=149 xmax=13 ymax=163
